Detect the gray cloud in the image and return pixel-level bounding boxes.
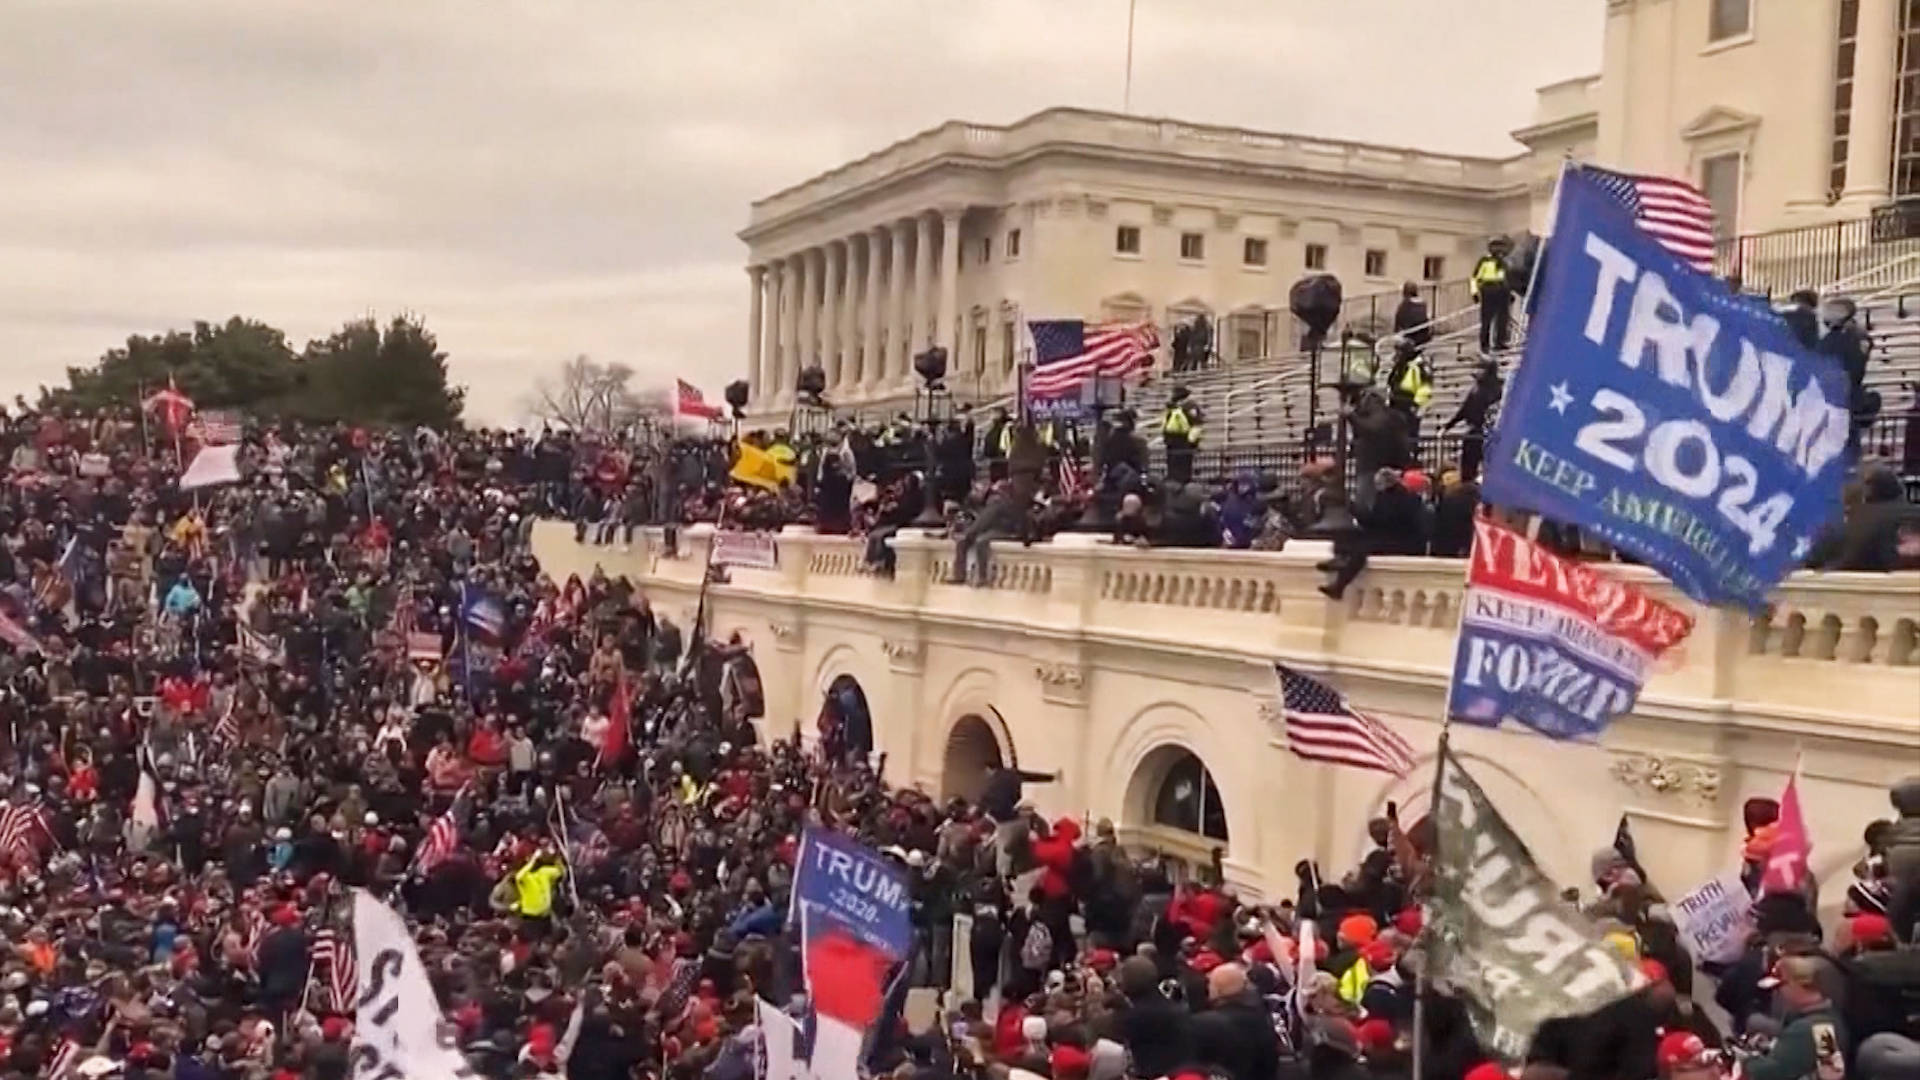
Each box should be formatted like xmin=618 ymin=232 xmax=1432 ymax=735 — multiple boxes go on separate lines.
xmin=0 ymin=0 xmax=1598 ymax=423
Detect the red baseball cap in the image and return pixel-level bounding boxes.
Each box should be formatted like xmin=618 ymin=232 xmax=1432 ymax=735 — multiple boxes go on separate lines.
xmin=1849 ymin=912 xmax=1893 ymax=948
xmin=1656 ymin=1031 xmax=1711 ymax=1072
xmin=1639 ymin=958 xmax=1670 ymax=985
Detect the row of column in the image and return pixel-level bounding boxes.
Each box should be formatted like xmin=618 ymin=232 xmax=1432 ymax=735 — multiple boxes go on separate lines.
xmin=745 ymin=207 xmax=964 ymax=408
xmin=1841 ymin=0 xmax=1900 ymax=206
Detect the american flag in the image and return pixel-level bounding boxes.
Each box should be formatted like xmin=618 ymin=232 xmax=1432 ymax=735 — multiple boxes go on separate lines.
xmin=210 ymin=697 xmax=241 ymax=749
xmin=0 ymin=801 xmax=47 ymax=865
xmin=416 ymin=787 xmax=466 ymax=875
xmin=47 ymin=1036 xmax=80 ymax=1080
xmin=1582 ymin=165 xmax=1718 ymax=273
xmin=312 ymin=928 xmax=358 ymax=1013
xmin=191 ymin=410 xmax=242 ymax=446
xmin=1274 ymin=664 xmax=1416 ymax=777
xmin=1055 ymin=456 xmax=1088 ymax=503
xmin=1026 ymin=320 xmax=1160 ymax=397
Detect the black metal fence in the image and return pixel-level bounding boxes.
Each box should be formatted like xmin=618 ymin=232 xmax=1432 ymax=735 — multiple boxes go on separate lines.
xmin=1714 ymin=214 xmax=1920 ymax=298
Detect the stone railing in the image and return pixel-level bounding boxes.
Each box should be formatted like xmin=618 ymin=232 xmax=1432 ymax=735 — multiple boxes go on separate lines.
xmin=532 ymin=521 xmax=1919 ymax=901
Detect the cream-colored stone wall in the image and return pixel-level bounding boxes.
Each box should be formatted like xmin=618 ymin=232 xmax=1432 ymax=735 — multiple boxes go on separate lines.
xmin=533 ymin=521 xmax=1920 ymax=909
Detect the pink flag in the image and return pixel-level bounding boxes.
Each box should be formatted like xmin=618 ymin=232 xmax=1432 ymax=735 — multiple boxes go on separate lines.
xmin=1760 ymin=771 xmax=1812 ymax=895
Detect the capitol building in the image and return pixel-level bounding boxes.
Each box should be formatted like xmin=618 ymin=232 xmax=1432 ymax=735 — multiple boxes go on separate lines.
xmin=737 ymin=0 xmax=1920 ymax=415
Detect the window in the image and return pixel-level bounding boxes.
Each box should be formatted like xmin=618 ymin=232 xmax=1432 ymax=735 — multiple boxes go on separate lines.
xmin=1304 ymin=243 xmax=1328 ymax=270
xmin=1709 ymin=0 xmax=1751 ymax=41
xmin=1115 ymin=225 xmax=1141 ymax=254
xmin=1243 ymin=237 xmax=1269 ymax=266
xmin=1364 ymin=249 xmax=1389 ymax=277
xmin=972 ymin=315 xmax=988 ymax=373
xmin=1422 ymin=254 xmax=1447 ymax=281
xmin=1006 ymin=228 xmax=1022 ymax=258
xmin=1894 ymin=0 xmax=1920 ymax=198
xmin=1000 ymin=319 xmax=1017 ymax=372
xmin=978 ymin=237 xmax=991 ymax=263
xmin=1832 ymin=0 xmax=1860 ymax=199
xmin=1701 ymin=153 xmax=1743 ymax=240
xmin=1151 ymin=752 xmax=1229 ymax=842
xmin=1179 ymin=231 xmax=1206 ymax=260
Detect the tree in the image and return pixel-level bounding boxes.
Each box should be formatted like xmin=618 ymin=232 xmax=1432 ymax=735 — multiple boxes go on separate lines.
xmin=297 ymin=315 xmax=466 ymax=429
xmin=42 ymin=313 xmax=465 ymax=428
xmin=525 ymin=355 xmax=660 ymax=435
xmin=46 ymin=317 xmax=299 ymax=414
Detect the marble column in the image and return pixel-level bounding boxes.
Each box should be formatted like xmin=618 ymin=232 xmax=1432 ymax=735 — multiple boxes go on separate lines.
xmin=863 ymin=227 xmax=886 ymax=391
xmin=936 ymin=207 xmax=963 ymax=359
xmin=1842 ymin=0 xmax=1900 ymax=205
xmin=762 ymin=263 xmax=784 ymax=404
xmin=889 ymin=222 xmax=912 ymax=390
xmin=780 ymin=258 xmax=801 ymax=398
xmin=822 ymin=242 xmax=845 ymax=388
xmin=745 ymin=265 xmax=766 ymax=401
xmin=797 ymin=249 xmax=819 ymax=377
xmin=913 ymin=214 xmax=936 ymax=358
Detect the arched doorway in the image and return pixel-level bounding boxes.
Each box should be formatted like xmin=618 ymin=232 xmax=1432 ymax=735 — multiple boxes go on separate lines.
xmin=941 ymin=713 xmax=1006 ymax=802
xmin=1125 ymin=745 xmax=1230 ymax=882
xmin=822 ymin=675 xmax=874 ymax=760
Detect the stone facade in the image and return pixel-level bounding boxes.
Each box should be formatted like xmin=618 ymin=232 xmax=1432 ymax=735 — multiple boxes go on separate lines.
xmin=533 ymin=522 xmax=1920 ymax=906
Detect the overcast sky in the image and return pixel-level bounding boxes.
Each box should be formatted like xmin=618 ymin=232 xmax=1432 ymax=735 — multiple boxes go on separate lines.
xmin=0 ymin=0 xmax=1599 ymax=424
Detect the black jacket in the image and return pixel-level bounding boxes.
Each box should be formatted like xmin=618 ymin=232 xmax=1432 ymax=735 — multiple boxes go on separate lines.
xmin=1192 ymin=991 xmax=1280 ymax=1080
xmin=1116 ymin=992 xmax=1196 ymax=1079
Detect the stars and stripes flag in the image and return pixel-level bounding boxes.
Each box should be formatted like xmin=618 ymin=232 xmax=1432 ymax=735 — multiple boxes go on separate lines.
xmin=676 ymin=379 xmax=724 ymax=420
xmin=1274 ymin=664 xmax=1416 ymax=777
xmin=416 ymin=786 xmax=467 ymax=875
xmin=210 ymin=696 xmax=241 ymax=749
xmin=1026 ymin=319 xmax=1160 ymax=397
xmin=1581 ymin=165 xmax=1717 ymax=273
xmin=142 ymin=375 xmax=196 ymax=432
xmin=311 ymin=927 xmax=357 ymax=1013
xmin=0 ymin=801 xmax=49 ymax=865
xmin=48 ymin=1036 xmax=80 ymax=1080
xmin=1055 ymin=456 xmax=1088 ymax=503
xmin=190 ymin=410 xmax=242 ymax=446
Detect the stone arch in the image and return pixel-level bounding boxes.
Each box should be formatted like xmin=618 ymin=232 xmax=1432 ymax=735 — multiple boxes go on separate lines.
xmin=1102 ymin=700 xmax=1255 ymax=864
xmin=941 ymin=710 xmax=1010 ymax=802
xmin=1364 ymin=745 xmax=1580 ymax=885
xmin=1100 ymin=291 xmax=1151 ymax=323
xmin=1127 ymin=745 xmax=1231 ymax=842
xmin=824 ymin=674 xmax=875 ymax=759
xmin=811 ymin=640 xmax=885 ymax=758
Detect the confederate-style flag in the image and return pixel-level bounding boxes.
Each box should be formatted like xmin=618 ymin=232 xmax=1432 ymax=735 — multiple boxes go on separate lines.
xmin=676 ymin=379 xmax=723 ymax=420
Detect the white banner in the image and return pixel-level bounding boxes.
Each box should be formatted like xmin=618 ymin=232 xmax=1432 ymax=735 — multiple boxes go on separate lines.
xmin=712 ymin=530 xmax=778 ymax=570
xmin=950 ymin=913 xmax=975 ymax=1003
xmin=1669 ymin=872 xmax=1755 ymax=965
xmin=179 ymin=444 xmax=242 ymax=491
xmin=757 ymin=999 xmax=804 ymax=1080
xmin=352 ymin=889 xmax=472 ymax=1080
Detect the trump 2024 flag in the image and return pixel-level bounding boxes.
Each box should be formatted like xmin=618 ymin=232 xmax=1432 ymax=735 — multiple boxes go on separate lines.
xmin=1449 ymin=518 xmax=1694 ymax=740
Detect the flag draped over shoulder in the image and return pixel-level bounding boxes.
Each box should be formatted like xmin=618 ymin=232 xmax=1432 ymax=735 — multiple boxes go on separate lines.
xmin=1448 ymin=518 xmax=1693 ymax=740
xmin=1427 ymin=743 xmax=1642 ymax=1062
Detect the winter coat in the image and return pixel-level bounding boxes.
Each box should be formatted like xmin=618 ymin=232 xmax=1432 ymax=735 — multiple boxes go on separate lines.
xmin=1886 ymin=776 xmax=1920 ymax=942
xmin=1191 ymin=990 xmax=1281 ymax=1080
xmin=1114 ymin=991 xmax=1196 ymax=1080
xmin=1745 ymin=1003 xmax=1848 ymax=1080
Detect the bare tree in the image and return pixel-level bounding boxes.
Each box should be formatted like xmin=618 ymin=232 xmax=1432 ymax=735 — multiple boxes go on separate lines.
xmin=525 ymin=356 xmax=660 ymax=434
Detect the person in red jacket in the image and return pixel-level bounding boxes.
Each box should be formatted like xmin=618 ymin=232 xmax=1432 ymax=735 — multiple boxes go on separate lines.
xmin=1032 ymin=816 xmax=1081 ymax=901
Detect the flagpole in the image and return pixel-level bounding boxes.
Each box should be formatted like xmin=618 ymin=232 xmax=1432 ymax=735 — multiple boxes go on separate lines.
xmin=1122 ymin=0 xmax=1138 ymax=113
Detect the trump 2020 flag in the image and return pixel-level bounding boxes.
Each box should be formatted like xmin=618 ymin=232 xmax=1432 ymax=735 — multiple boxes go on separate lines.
xmin=790 ymin=828 xmax=913 ymax=1080
xmin=1485 ymin=167 xmax=1850 ymax=610
xmin=1449 ymin=518 xmax=1694 ymax=740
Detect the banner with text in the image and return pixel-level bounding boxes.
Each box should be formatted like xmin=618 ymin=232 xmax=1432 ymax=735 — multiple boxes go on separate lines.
xmin=1485 ymin=168 xmax=1849 ymax=609
xmin=1449 ymin=518 xmax=1694 ymax=740
xmin=1670 ymin=872 xmax=1755 ymax=964
xmin=712 ymin=530 xmax=778 ymax=570
xmin=352 ymin=888 xmax=472 ymax=1080
xmin=1429 ymin=746 xmax=1643 ymax=1062
xmin=791 ymin=827 xmax=913 ymax=960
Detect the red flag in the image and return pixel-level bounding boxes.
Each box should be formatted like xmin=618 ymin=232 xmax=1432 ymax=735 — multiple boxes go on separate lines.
xmin=143 ymin=375 xmax=196 ymax=433
xmin=599 ymin=671 xmax=631 ymax=769
xmin=1760 ymin=768 xmax=1812 ymax=895
xmin=804 ymin=928 xmax=890 ymax=1029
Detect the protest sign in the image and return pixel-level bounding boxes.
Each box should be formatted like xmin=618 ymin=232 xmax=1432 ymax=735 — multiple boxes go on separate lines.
xmin=1669 ymin=872 xmax=1755 ymax=964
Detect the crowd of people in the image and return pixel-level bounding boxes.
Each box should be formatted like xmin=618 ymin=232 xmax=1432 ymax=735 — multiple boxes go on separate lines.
xmin=0 ymin=400 xmax=1911 ymax=1080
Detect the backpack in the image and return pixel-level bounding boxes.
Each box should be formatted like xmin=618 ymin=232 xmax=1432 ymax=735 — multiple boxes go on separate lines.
xmin=1020 ymin=919 xmax=1053 ymax=971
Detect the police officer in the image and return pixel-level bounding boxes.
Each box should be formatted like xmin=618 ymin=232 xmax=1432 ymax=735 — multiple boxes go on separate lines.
xmin=1385 ymin=342 xmax=1432 ymax=440
xmin=1161 ymin=385 xmax=1203 ymax=484
xmin=1472 ymin=236 xmax=1514 ymax=355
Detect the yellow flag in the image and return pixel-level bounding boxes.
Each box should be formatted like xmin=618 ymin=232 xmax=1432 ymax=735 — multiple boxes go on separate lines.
xmin=730 ymin=441 xmax=795 ymax=491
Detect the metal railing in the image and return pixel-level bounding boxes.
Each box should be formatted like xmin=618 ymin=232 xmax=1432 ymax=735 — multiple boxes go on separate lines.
xmin=1715 ymin=215 xmax=1920 ymax=298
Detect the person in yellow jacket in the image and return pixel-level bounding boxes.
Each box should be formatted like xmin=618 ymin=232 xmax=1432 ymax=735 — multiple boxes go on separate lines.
xmin=511 ymin=850 xmax=567 ymax=926
xmin=1161 ymin=386 xmax=1203 ymax=484
xmin=1471 ymin=236 xmax=1514 ymax=354
xmin=1337 ymin=940 xmax=1399 ymax=1007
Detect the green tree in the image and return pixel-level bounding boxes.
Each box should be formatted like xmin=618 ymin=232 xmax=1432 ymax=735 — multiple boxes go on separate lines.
xmin=48 ymin=317 xmax=298 ymax=414
xmin=296 ymin=315 xmax=465 ymax=428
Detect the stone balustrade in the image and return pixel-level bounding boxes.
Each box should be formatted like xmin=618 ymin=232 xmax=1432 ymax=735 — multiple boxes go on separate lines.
xmin=532 ymin=521 xmax=1919 ymax=906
